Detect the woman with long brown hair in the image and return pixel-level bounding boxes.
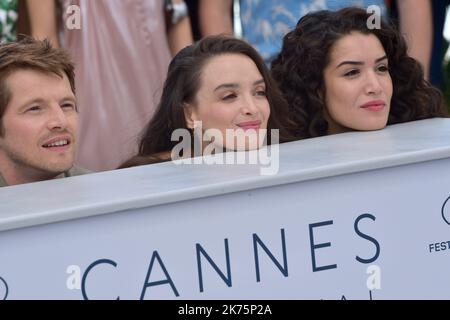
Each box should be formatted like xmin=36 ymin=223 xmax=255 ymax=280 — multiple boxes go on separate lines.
xmin=121 ymin=35 xmax=295 ymax=168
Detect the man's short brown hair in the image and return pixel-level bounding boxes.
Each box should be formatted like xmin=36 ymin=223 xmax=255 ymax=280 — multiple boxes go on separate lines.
xmin=0 ymin=37 xmax=76 ymax=135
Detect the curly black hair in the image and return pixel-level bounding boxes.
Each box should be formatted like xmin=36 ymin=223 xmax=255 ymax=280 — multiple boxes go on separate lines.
xmin=271 ymin=7 xmax=448 ymax=138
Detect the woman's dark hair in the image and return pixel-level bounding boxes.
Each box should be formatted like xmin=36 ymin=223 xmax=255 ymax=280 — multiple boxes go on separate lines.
xmin=120 ymin=35 xmax=295 ymax=168
xmin=271 ymin=7 xmax=448 ymax=139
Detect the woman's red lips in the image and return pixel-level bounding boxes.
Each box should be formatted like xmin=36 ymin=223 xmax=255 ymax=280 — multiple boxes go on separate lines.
xmin=361 ymin=100 xmax=386 ymax=111
xmin=237 ymin=120 xmax=262 ymax=130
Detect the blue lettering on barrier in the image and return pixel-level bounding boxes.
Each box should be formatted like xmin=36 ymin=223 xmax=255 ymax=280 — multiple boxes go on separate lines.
xmin=196 ymin=239 xmax=232 ymax=293
xmin=78 ymin=214 xmax=381 ymax=298
xmin=309 ymin=220 xmax=337 ymax=272
xmin=339 ymin=290 xmax=374 ymax=300
xmin=441 ymin=195 xmax=450 ymax=225
xmin=354 ymin=214 xmax=380 ymax=264
xmin=140 ymin=250 xmax=179 ymax=299
xmin=428 ymin=241 xmax=450 ymax=253
xmin=0 ymin=276 xmax=8 ymax=300
xmin=82 ymin=258 xmax=118 ymax=300
xmin=253 ymin=229 xmax=288 ymax=282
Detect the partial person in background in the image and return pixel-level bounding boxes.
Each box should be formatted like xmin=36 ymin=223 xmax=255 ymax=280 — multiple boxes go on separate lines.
xmin=428 ymin=0 xmax=450 ymax=90
xmin=185 ymin=0 xmax=201 ymax=41
xmin=199 ymin=0 xmax=432 ymax=77
xmin=271 ymin=8 xmax=447 ymax=138
xmin=26 ymin=0 xmax=193 ymax=171
xmin=0 ymin=38 xmax=87 ymax=187
xmin=0 ymin=0 xmax=17 ymax=42
xmin=120 ymin=35 xmax=295 ymax=169
xmin=386 ymin=0 xmax=433 ymax=80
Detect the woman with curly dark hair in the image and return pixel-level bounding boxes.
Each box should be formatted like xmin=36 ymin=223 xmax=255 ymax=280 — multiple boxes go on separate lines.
xmin=120 ymin=35 xmax=295 ymax=169
xmin=271 ymin=7 xmax=448 ymax=138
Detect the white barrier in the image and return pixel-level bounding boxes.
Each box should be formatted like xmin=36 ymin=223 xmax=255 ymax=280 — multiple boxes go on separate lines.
xmin=1 ymin=118 xmax=450 ymax=300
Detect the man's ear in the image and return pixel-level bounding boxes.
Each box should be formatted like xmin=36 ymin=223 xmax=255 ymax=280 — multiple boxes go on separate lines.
xmin=183 ymin=103 xmax=197 ymax=129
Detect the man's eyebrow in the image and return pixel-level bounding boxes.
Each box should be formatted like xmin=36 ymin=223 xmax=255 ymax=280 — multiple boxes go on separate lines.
xmin=18 ymin=98 xmax=46 ymax=110
xmin=60 ymin=97 xmax=77 ymax=103
xmin=18 ymin=96 xmax=77 ymax=110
